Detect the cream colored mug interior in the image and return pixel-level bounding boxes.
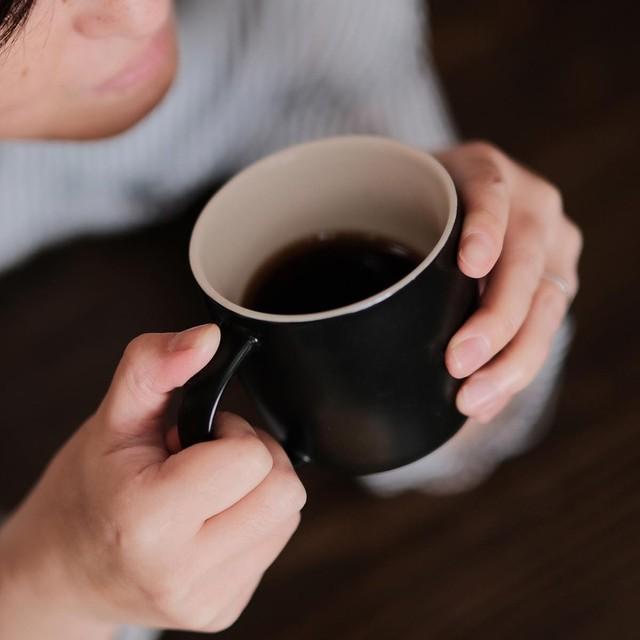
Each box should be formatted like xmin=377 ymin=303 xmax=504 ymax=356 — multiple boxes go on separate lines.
xmin=190 ymin=136 xmax=458 ymax=323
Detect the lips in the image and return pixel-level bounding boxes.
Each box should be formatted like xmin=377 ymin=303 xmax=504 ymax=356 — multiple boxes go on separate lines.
xmin=95 ymin=23 xmax=174 ymax=93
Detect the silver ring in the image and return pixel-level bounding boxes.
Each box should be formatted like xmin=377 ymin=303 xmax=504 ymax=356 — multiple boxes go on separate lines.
xmin=542 ymin=272 xmax=574 ymax=300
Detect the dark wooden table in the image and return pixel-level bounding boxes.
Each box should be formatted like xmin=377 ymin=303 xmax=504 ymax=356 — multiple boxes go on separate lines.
xmin=1 ymin=1 xmax=639 ymax=638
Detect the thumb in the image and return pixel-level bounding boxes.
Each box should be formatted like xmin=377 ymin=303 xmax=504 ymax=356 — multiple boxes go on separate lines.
xmin=98 ymin=324 xmax=220 ymax=436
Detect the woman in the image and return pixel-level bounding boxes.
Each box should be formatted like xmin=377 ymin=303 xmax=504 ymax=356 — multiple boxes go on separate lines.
xmin=0 ymin=1 xmax=582 ymax=638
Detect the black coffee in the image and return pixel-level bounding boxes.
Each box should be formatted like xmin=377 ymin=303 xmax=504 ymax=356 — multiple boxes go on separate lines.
xmin=243 ymin=232 xmax=424 ymax=315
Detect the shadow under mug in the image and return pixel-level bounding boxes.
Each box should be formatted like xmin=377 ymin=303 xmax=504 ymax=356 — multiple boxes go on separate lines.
xmin=178 ymin=136 xmax=477 ymax=475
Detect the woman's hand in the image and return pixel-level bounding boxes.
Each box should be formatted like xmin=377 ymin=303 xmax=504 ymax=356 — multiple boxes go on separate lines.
xmin=436 ymin=142 xmax=583 ymax=423
xmin=0 ymin=325 xmax=306 ymax=637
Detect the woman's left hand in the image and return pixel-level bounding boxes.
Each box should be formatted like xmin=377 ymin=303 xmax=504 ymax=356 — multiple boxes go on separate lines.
xmin=435 ymin=141 xmax=583 ymax=423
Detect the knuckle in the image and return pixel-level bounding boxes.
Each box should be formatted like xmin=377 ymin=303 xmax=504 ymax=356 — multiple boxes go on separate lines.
xmin=149 ymin=583 xmax=199 ymax=629
xmin=573 ymin=273 xmax=581 ymax=295
xmin=468 ymin=209 xmax=502 ymax=234
xmin=467 ymin=159 xmax=507 ymax=192
xmin=122 ymin=334 xmax=148 ymax=363
xmin=102 ymin=495 xmax=222 ymax=630
xmin=502 ymin=353 xmax=542 ymax=395
xmin=203 ymin=600 xmax=247 ymax=633
xmin=105 ymin=491 xmax=138 ymax=547
xmin=564 ymin=220 xmax=584 ymax=256
xmin=112 ymin=510 xmax=156 ymax=561
xmin=106 ymin=488 xmax=161 ymax=562
xmin=539 ymin=181 xmax=564 ymax=214
xmin=280 ymin=470 xmax=308 ymax=512
xmin=473 ymin=161 xmax=504 ymax=185
xmin=285 ymin=508 xmax=303 ymax=527
xmin=144 ymin=568 xmax=237 ymax=632
xmin=266 ymin=468 xmax=307 ymax=517
xmin=147 ymin=584 xmax=180 ymax=619
xmin=500 ymin=313 xmax=520 ymax=343
xmin=466 ymin=139 xmax=504 ymax=164
xmin=509 ymin=247 xmax=544 ymax=289
xmin=463 ymin=211 xmax=504 ymax=254
xmin=487 ymin=307 xmax=519 ymax=345
xmin=109 ymin=535 xmax=183 ymax=613
xmin=233 ymin=435 xmax=274 ymax=480
xmin=283 ymin=511 xmax=303 ymax=538
xmin=211 ymin=434 xmax=274 ymax=493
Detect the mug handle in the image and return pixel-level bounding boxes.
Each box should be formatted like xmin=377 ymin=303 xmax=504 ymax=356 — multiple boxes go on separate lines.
xmin=177 ymin=327 xmax=310 ymax=467
xmin=177 ymin=326 xmax=259 ymax=449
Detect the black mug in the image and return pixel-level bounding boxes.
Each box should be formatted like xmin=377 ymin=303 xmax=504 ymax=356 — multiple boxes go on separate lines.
xmin=178 ymin=136 xmax=477 ymax=475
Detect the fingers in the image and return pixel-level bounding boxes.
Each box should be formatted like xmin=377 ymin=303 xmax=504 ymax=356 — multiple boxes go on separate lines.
xmin=200 ymin=429 xmax=306 ymax=556
xmin=446 ymin=215 xmax=547 ymax=378
xmin=254 ymin=428 xmax=298 ymax=474
xmin=155 ymin=412 xmax=274 ymax=523
xmin=545 ymin=217 xmax=582 ymax=299
xmin=197 ymin=571 xmax=263 ymax=633
xmin=99 ymin=324 xmax=220 ymax=435
xmin=437 ymin=142 xmax=511 ymax=278
xmin=202 ymin=515 xmax=300 ymax=633
xmin=171 ymin=513 xmax=301 ymax=633
xmin=153 ymin=430 xmax=302 ymax=632
xmin=457 ymin=279 xmax=569 ymax=417
xmin=455 ymin=215 xmax=581 ymax=418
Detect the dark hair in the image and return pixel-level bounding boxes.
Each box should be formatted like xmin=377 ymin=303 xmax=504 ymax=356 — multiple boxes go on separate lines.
xmin=0 ymin=0 xmax=35 ymax=50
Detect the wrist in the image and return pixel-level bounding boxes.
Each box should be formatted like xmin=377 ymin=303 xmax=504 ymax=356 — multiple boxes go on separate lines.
xmin=0 ymin=510 xmax=117 ymax=640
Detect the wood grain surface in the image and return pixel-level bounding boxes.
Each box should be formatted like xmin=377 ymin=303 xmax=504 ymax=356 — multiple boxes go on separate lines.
xmin=1 ymin=1 xmax=638 ymax=638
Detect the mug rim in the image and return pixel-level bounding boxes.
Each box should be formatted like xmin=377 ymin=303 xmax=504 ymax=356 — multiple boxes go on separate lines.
xmin=190 ymin=135 xmax=458 ymax=324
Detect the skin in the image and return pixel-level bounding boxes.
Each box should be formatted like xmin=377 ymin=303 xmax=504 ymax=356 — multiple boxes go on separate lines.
xmin=0 ymin=326 xmax=306 ymax=637
xmin=436 ymin=142 xmax=582 ymax=423
xmin=0 ymin=0 xmax=582 ymax=636
xmin=0 ymin=0 xmax=178 ymax=139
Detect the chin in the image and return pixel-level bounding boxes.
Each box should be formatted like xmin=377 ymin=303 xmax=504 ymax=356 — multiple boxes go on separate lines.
xmin=45 ymin=52 xmax=178 ymax=141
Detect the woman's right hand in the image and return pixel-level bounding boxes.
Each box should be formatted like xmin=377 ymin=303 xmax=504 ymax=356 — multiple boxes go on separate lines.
xmin=0 ymin=325 xmax=306 ymax=637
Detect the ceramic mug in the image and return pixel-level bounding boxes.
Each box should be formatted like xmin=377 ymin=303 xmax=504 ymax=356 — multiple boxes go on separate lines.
xmin=178 ymin=136 xmax=477 ymax=475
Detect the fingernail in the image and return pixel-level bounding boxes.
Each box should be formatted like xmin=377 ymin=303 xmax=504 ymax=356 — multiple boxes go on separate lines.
xmin=460 ymin=232 xmax=493 ymax=271
xmin=450 ymin=335 xmax=490 ymax=376
xmin=168 ymin=324 xmax=216 ymax=352
xmin=460 ymin=378 xmax=498 ymax=413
